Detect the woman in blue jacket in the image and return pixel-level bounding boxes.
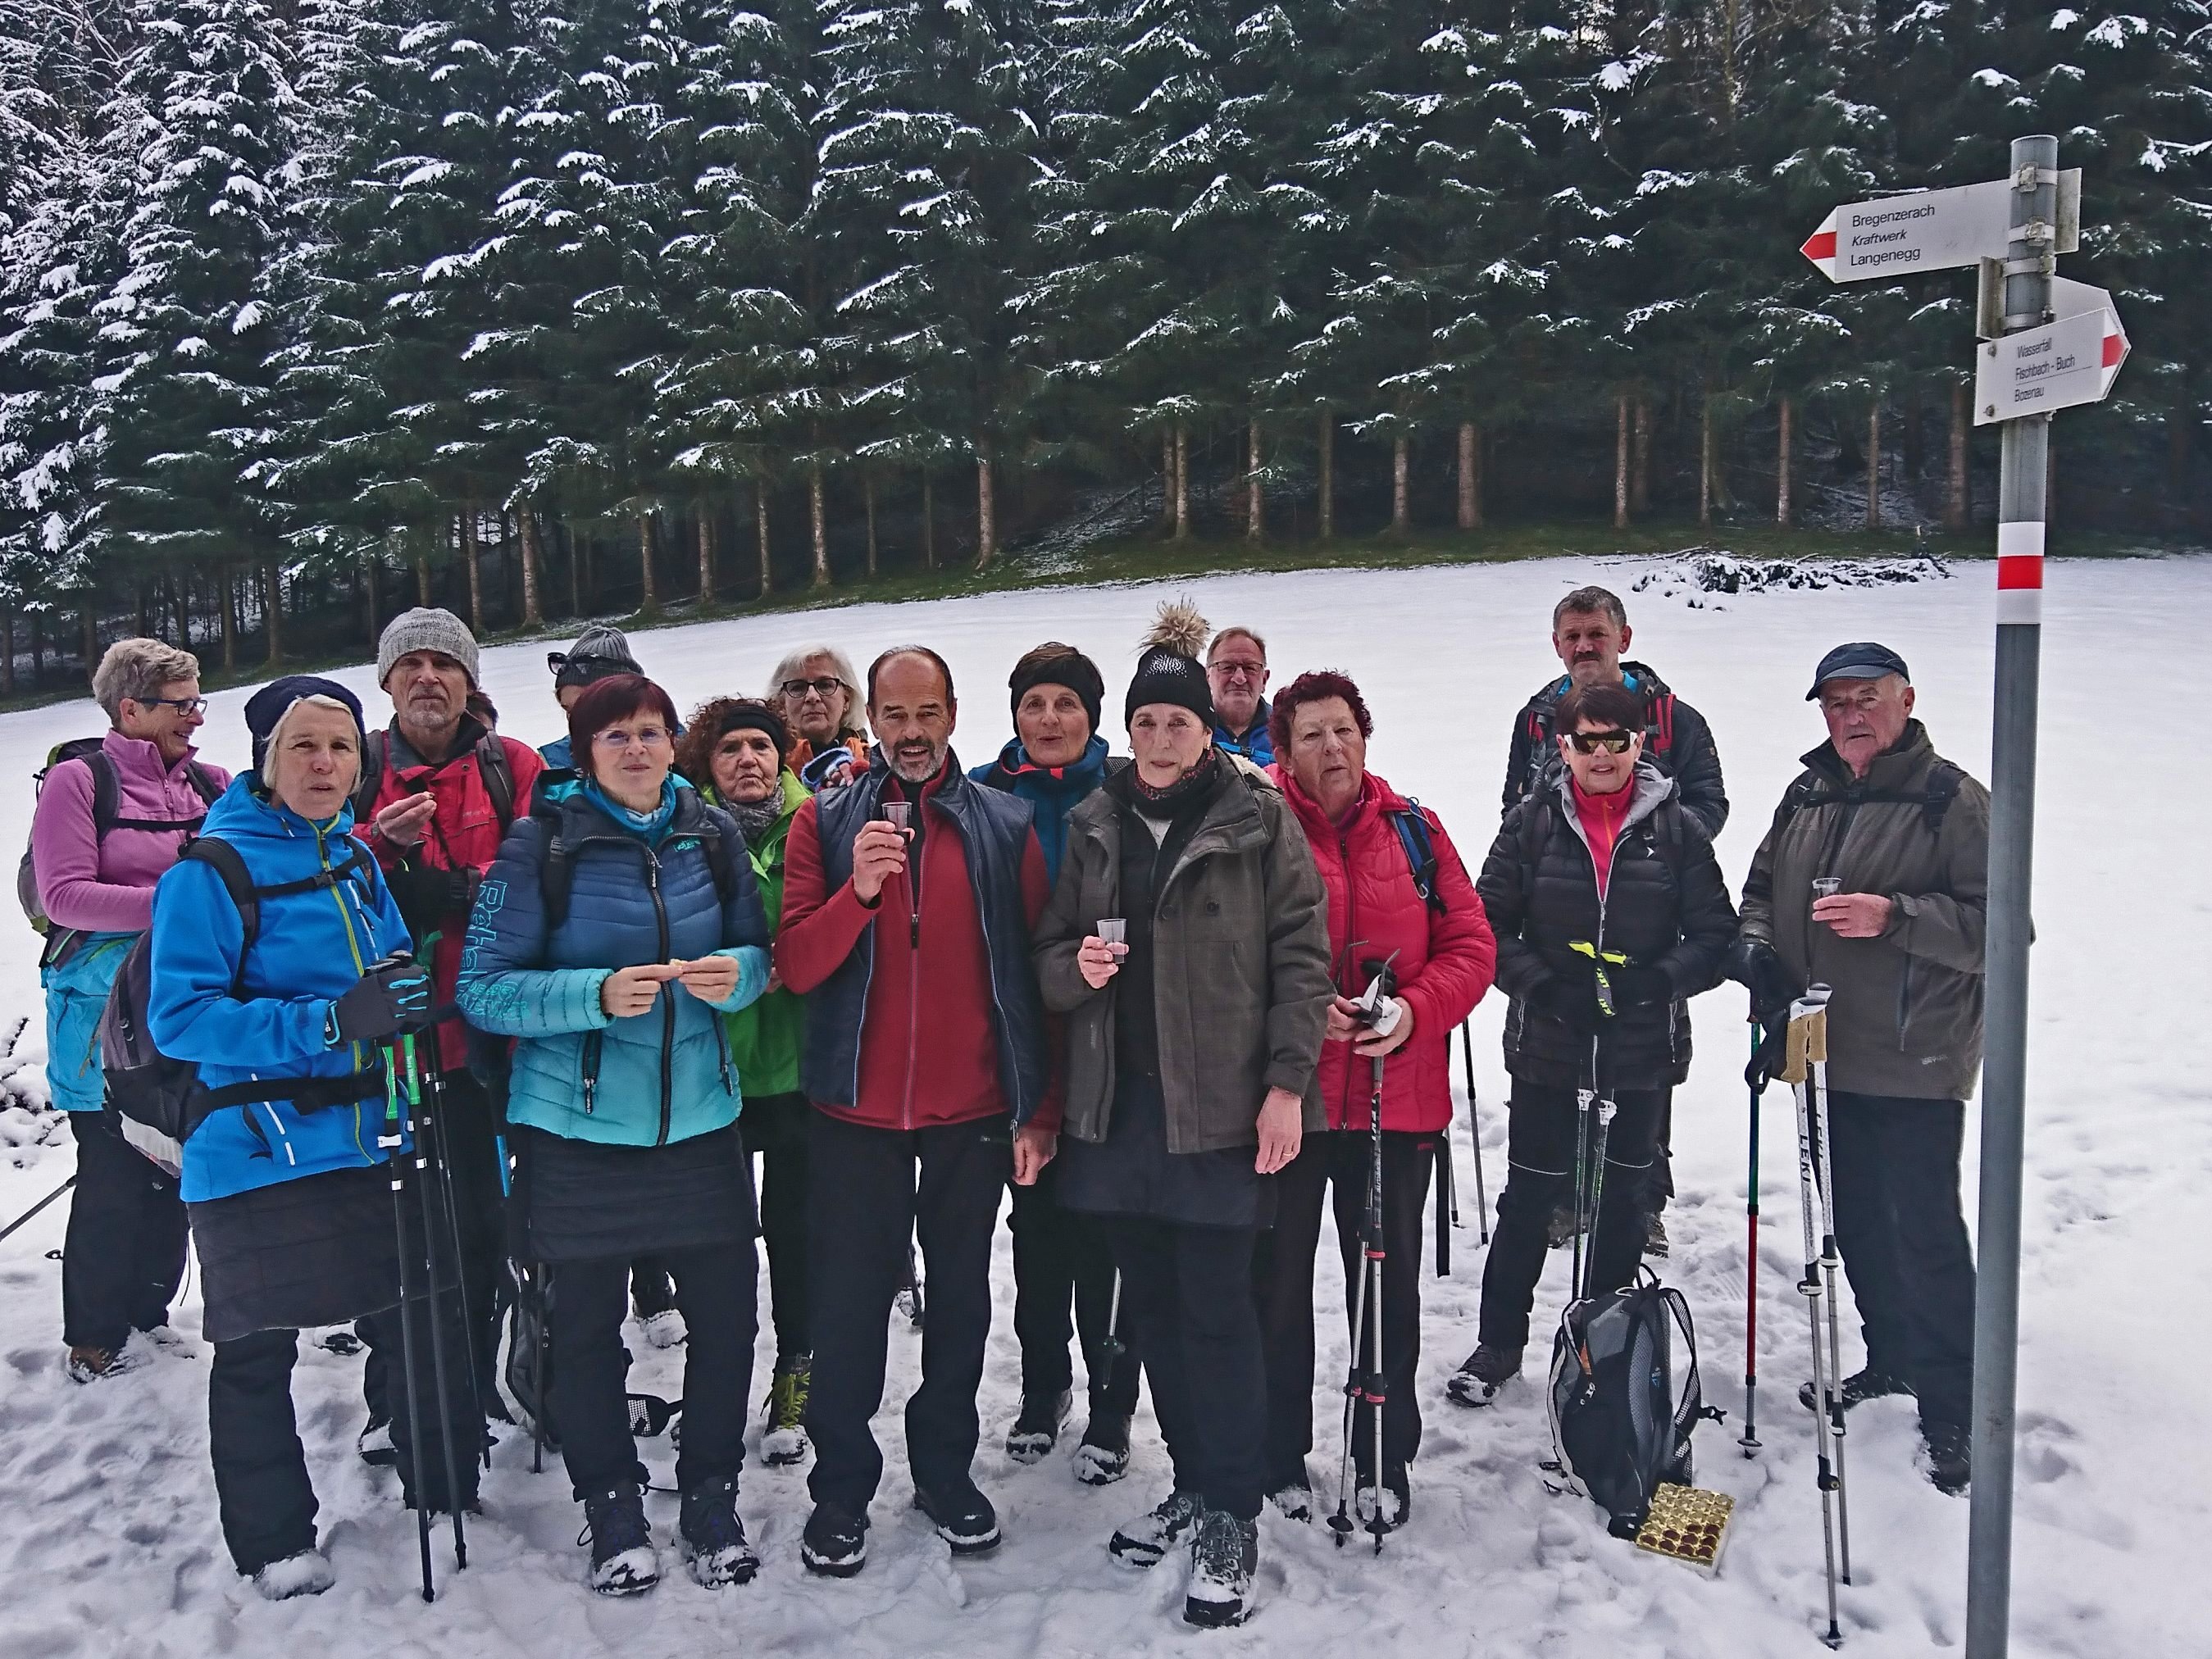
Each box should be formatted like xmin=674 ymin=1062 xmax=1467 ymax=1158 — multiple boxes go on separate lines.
xmin=148 ymin=676 xmax=469 ymax=1601
xmin=459 ymin=673 xmax=771 ymax=1597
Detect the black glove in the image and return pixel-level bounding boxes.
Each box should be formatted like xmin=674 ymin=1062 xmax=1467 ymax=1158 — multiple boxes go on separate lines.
xmin=1604 ymin=962 xmax=1673 ymax=1010
xmin=1744 ymin=1009 xmax=1791 ymax=1091
xmin=383 ymin=861 xmax=476 ymax=938
xmin=1528 ymin=973 xmax=1600 ymax=1034
xmin=329 ymin=954 xmax=436 ymax=1046
xmin=1724 ymin=936 xmax=1799 ymax=1023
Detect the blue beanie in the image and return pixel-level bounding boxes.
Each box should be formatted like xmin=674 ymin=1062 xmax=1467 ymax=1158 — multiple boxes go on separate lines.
xmin=245 ymin=675 xmax=366 ymax=773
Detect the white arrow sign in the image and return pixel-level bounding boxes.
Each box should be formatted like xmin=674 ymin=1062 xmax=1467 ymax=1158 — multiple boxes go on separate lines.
xmin=1974 ymin=306 xmax=2128 ymax=425
xmin=1803 ymin=172 xmax=2079 ymax=282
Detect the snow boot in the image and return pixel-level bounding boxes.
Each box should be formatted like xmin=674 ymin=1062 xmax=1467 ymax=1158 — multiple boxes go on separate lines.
xmin=581 ymin=1481 xmax=659 ymax=1595
xmin=252 ymin=1548 xmax=334 ymax=1602
xmin=761 ymin=1353 xmax=811 ymax=1466
xmin=356 ymin=1413 xmax=397 ymax=1468
xmin=1266 ymin=1468 xmax=1313 ymax=1524
xmin=913 ymin=1479 xmax=1001 ymax=1555
xmin=1005 ymin=1387 xmax=1072 ymax=1464
xmin=1354 ymin=1464 xmax=1412 ymax=1534
xmin=799 ymin=1500 xmax=869 ymax=1577
xmin=1799 ymin=1366 xmax=1914 ymax=1414
xmin=1108 ymin=1489 xmax=1203 ymax=1568
xmin=1072 ymin=1410 xmax=1131 ymax=1486
xmin=1182 ymin=1507 xmax=1258 ymax=1629
xmin=65 ymin=1344 xmax=140 ymax=1384
xmin=1643 ymin=1213 xmax=1670 ymax=1259
xmin=679 ymin=1475 xmax=759 ymax=1589
xmin=1923 ymin=1421 xmax=1971 ymax=1496
xmin=1445 ymin=1343 xmax=1522 ymax=1408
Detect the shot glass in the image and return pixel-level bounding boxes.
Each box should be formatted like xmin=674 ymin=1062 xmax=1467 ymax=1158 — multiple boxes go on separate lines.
xmin=1811 ymin=876 xmax=1843 ymax=900
xmin=1096 ymin=917 xmax=1127 ymax=948
xmin=883 ymin=800 xmax=913 ymax=834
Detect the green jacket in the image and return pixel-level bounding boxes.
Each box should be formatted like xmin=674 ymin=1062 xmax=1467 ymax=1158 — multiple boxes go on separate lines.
xmin=709 ymin=770 xmax=810 ymax=1098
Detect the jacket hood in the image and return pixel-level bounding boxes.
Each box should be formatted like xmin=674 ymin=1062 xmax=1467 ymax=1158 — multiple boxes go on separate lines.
xmin=215 ymin=773 xmax=359 ymax=845
xmin=1547 ymin=758 xmax=1674 ymax=839
xmin=986 ymin=733 xmax=1108 ymax=792
xmin=1530 ymin=659 xmax=1676 ymax=706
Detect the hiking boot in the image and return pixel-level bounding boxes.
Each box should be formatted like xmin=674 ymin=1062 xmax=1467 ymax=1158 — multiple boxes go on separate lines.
xmin=356 ymin=1414 xmax=398 ymax=1468
xmin=637 ymin=1309 xmax=686 ymax=1350
xmin=761 ymin=1354 xmax=811 ymax=1466
xmin=799 ymin=1500 xmax=868 ymax=1577
xmin=1445 ymin=1343 xmax=1522 ymax=1407
xmin=1923 ymin=1421 xmax=1971 ymax=1496
xmin=913 ymin=1479 xmax=1001 ymax=1555
xmin=1267 ymin=1469 xmax=1313 ymax=1524
xmin=1108 ymin=1488 xmax=1204 ymax=1568
xmin=1005 ymin=1387 xmax=1072 ymax=1465
xmin=65 ymin=1345 xmax=140 ymax=1384
xmin=252 ymin=1547 xmax=334 ymax=1602
xmin=1183 ymin=1507 xmax=1258 ymax=1628
xmin=1644 ymin=1213 xmax=1670 ymax=1259
xmin=679 ymin=1475 xmax=760 ymax=1589
xmin=1072 ymin=1411 xmax=1131 ymax=1486
xmin=1799 ymin=1367 xmax=1914 ymax=1414
xmin=1354 ymin=1464 xmax=1412 ymax=1534
xmin=581 ymin=1482 xmax=659 ymax=1595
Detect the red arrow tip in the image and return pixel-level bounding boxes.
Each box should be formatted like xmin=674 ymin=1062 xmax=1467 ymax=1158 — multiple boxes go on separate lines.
xmin=1802 ymin=230 xmax=1837 ymax=262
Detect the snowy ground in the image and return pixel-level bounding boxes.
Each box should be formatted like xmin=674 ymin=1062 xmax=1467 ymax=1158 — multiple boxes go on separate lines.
xmin=0 ymin=552 xmax=2202 ymax=1657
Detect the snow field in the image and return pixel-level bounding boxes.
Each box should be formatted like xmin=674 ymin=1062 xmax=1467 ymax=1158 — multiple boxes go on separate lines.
xmin=0 ymin=552 xmax=2203 ymax=1657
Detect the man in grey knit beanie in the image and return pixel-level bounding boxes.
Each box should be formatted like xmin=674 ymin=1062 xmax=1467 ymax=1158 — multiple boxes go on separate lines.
xmin=376 ymin=607 xmax=480 ymax=688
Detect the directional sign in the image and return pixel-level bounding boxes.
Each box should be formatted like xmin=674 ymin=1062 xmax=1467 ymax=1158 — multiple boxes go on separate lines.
xmin=1974 ymin=306 xmax=2128 ymax=425
xmin=1803 ymin=172 xmax=2079 ymax=282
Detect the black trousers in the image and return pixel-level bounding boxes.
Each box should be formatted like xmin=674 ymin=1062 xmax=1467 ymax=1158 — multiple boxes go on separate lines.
xmin=61 ymin=1109 xmax=188 ymax=1352
xmin=1478 ymin=1084 xmax=1660 ymax=1350
xmin=805 ymin=1111 xmax=1008 ymax=1515
xmin=549 ymin=1240 xmax=758 ymax=1498
xmin=212 ymin=1299 xmax=477 ymax=1575
xmin=1256 ymin=1128 xmax=1435 ymax=1484
xmin=1648 ymin=1089 xmax=1675 ymax=1212
xmin=1009 ymin=1157 xmax=1142 ymax=1413
xmin=1825 ymin=1092 xmax=1977 ymax=1429
xmin=361 ymin=1070 xmax=506 ymax=1422
xmin=1108 ymin=1217 xmax=1267 ymax=1520
xmin=744 ymin=1091 xmax=812 ymax=1364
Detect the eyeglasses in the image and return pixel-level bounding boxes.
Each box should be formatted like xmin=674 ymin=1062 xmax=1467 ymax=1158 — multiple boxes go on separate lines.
xmin=780 ymin=677 xmax=844 ymax=700
xmin=136 ymin=696 xmax=207 ymax=716
xmin=1564 ymin=729 xmax=1636 ymax=755
xmin=1209 ymin=661 xmax=1266 ymax=682
xmin=594 ymin=725 xmax=671 ymax=752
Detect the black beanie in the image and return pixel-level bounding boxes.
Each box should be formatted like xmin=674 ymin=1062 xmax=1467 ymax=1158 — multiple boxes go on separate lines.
xmin=1123 ymin=646 xmax=1215 ymax=729
xmin=245 ymin=675 xmax=366 ymax=773
xmin=1008 ymin=643 xmax=1104 ymax=739
xmin=714 ymin=699 xmax=791 ymax=764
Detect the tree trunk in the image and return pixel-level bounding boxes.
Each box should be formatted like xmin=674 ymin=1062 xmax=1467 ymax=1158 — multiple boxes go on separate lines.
xmin=1245 ymin=420 xmax=1263 ymax=542
xmin=1903 ymin=393 xmax=1924 ymax=489
xmin=82 ymin=602 xmax=96 ymax=673
xmin=1 ymin=610 xmax=12 ymax=697
xmin=809 ymin=465 xmax=830 ymax=588
xmin=1776 ymin=397 xmax=1793 ymax=526
xmin=566 ymin=522 xmax=581 ymax=616
xmin=1457 ymin=421 xmax=1479 ymax=530
xmin=1390 ymin=434 xmax=1410 ymax=534
xmin=1319 ymin=411 xmax=1336 ymax=539
xmin=756 ymin=485 xmax=773 ymax=598
xmin=134 ymin=584 xmax=147 ymax=639
xmin=975 ymin=453 xmax=998 ymax=570
xmin=1946 ymin=383 xmax=1970 ymax=530
xmin=462 ymin=507 xmax=483 ymax=630
xmin=263 ymin=563 xmax=282 ymax=666
xmin=1613 ymin=395 xmax=1630 ymax=530
xmin=173 ymin=574 xmax=189 ymax=649
xmin=1172 ymin=425 xmax=1189 ymax=541
xmin=1161 ymin=430 xmax=1176 ymax=530
xmin=638 ymin=512 xmax=659 ymax=612
xmin=221 ymin=566 xmax=236 ymax=670
xmin=415 ymin=556 xmax=430 ymax=606
xmin=365 ymin=552 xmax=380 ymax=646
xmin=922 ymin=473 xmax=936 ymax=567
xmin=1865 ymin=402 xmax=1882 ymax=529
xmin=31 ymin=611 xmax=43 ymax=691
xmin=1631 ymin=398 xmax=1652 ymax=514
xmin=864 ymin=475 xmax=879 ymax=578
xmin=521 ymin=507 xmax=544 ymax=625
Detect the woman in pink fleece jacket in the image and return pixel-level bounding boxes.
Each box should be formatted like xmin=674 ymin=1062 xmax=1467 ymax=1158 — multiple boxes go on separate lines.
xmin=34 ymin=639 xmax=229 ymax=1383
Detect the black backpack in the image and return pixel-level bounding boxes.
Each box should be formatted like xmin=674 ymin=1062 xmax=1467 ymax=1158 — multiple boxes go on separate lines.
xmin=97 ymin=835 xmax=385 ymax=1178
xmin=20 ymin=740 xmax=223 ymax=967
xmin=1385 ymin=801 xmax=1447 ymax=916
xmin=1545 ymin=1271 xmax=1722 ymax=1537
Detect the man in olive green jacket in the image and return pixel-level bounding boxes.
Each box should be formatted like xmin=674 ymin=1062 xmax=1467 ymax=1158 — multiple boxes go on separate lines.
xmin=1733 ymin=642 xmax=1987 ymax=1495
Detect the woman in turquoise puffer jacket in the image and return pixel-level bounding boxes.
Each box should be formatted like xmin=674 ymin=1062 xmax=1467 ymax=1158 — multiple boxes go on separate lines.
xmin=458 ymin=674 xmax=770 ymax=1598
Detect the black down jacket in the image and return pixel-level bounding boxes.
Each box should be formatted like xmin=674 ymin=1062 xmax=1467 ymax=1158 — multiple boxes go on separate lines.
xmin=1477 ymin=765 xmax=1737 ymax=1091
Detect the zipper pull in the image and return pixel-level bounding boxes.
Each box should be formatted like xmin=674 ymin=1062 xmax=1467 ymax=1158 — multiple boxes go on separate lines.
xmin=585 ymin=1072 xmax=597 ymax=1114
xmin=910 ymin=907 xmax=920 ymax=949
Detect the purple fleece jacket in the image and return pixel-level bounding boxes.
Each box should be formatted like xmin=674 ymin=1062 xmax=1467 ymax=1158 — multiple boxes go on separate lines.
xmin=32 ymin=730 xmax=232 ymax=934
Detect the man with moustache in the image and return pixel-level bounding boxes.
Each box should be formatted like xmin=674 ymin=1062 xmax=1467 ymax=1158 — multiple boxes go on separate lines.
xmin=775 ymin=647 xmax=1060 ymax=1575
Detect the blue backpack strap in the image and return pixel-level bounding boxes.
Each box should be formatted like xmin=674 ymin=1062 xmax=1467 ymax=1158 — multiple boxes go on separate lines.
xmin=1386 ymin=801 xmax=1447 ymax=916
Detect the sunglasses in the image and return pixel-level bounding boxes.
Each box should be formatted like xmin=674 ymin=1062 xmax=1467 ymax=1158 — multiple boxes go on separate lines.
xmin=780 ymin=676 xmax=844 ymax=699
xmin=1563 ymin=728 xmax=1636 ymax=755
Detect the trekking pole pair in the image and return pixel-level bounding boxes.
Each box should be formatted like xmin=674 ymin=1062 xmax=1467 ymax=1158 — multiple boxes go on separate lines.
xmin=1570 ymin=1033 xmax=1619 ymax=1309
xmin=1777 ymin=984 xmax=1851 ymax=1648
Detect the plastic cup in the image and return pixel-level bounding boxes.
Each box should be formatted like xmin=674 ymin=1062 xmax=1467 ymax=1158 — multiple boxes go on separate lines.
xmin=883 ymin=800 xmax=913 ymax=833
xmin=1096 ymin=918 xmax=1126 ymax=947
xmin=1811 ymin=876 xmax=1843 ymax=900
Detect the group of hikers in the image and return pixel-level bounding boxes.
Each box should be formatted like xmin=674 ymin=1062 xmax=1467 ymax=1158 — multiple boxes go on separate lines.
xmin=31 ymin=580 xmax=1988 ymax=1628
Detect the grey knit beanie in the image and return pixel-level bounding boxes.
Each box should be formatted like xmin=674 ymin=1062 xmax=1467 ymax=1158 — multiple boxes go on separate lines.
xmin=377 ymin=607 xmax=480 ymax=687
xmin=550 ymin=622 xmax=642 ymax=692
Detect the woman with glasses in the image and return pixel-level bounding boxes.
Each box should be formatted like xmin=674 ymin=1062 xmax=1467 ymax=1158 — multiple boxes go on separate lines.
xmin=766 ymin=645 xmax=870 ymax=788
xmin=459 ymin=675 xmax=772 ymax=1596
xmin=1448 ymin=680 xmax=1735 ymax=1407
xmin=32 ymin=639 xmax=228 ymax=1383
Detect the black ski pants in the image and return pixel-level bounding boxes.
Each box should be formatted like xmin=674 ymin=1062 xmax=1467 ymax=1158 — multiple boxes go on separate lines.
xmin=744 ymin=1091 xmax=812 ymax=1365
xmin=212 ymin=1302 xmax=477 ymax=1575
xmin=1108 ymin=1217 xmax=1267 ymax=1521
xmin=1256 ymin=1127 xmax=1435 ymax=1484
xmin=1009 ymin=1156 xmax=1141 ymax=1414
xmin=61 ymin=1108 xmax=187 ymax=1352
xmin=1825 ymin=1092 xmax=1977 ymax=1429
xmin=805 ymin=1111 xmax=1008 ymax=1516
xmin=549 ymin=1241 xmax=758 ymax=1499
xmin=1479 ymin=1084 xmax=1661 ymax=1351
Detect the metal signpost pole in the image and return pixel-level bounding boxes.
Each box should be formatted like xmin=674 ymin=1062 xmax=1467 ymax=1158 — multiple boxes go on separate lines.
xmin=1964 ymin=130 xmax=2056 ymax=1659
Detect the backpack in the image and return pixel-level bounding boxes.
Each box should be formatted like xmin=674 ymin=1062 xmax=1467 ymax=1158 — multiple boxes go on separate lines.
xmin=353 ymin=727 xmax=518 ymax=837
xmin=20 ymin=740 xmax=223 ymax=967
xmin=97 ymin=834 xmax=385 ymax=1178
xmin=1765 ymin=759 xmax=1967 ymax=849
xmin=1546 ymin=1270 xmax=1722 ymax=1538
xmin=1386 ymin=801 xmax=1446 ymax=916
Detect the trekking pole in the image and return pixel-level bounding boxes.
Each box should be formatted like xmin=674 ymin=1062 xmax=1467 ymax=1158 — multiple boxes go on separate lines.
xmin=1099 ymin=1270 xmax=1125 ymax=1363
xmin=0 ymin=1174 xmax=74 ymax=1245
xmin=1782 ymin=990 xmax=1844 ymax=1648
xmin=379 ymin=1043 xmax=438 ymax=1603
xmin=1433 ymin=1099 xmax=1454 ymax=1279
xmin=401 ymin=1035 xmax=469 ymax=1571
xmin=420 ymin=1061 xmax=490 ymax=1470
xmin=1805 ymin=989 xmax=1852 ymax=1584
xmin=1742 ymin=1015 xmax=1764 ymax=1458
xmin=1459 ymin=1020 xmax=1488 ymax=1243
xmin=1571 ymin=1039 xmax=1597 ymax=1299
xmin=1363 ymin=1050 xmax=1388 ymax=1554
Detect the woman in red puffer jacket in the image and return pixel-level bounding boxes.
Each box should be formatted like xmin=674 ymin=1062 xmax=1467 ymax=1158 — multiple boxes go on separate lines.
xmin=1253 ymin=670 xmax=1495 ymax=1532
